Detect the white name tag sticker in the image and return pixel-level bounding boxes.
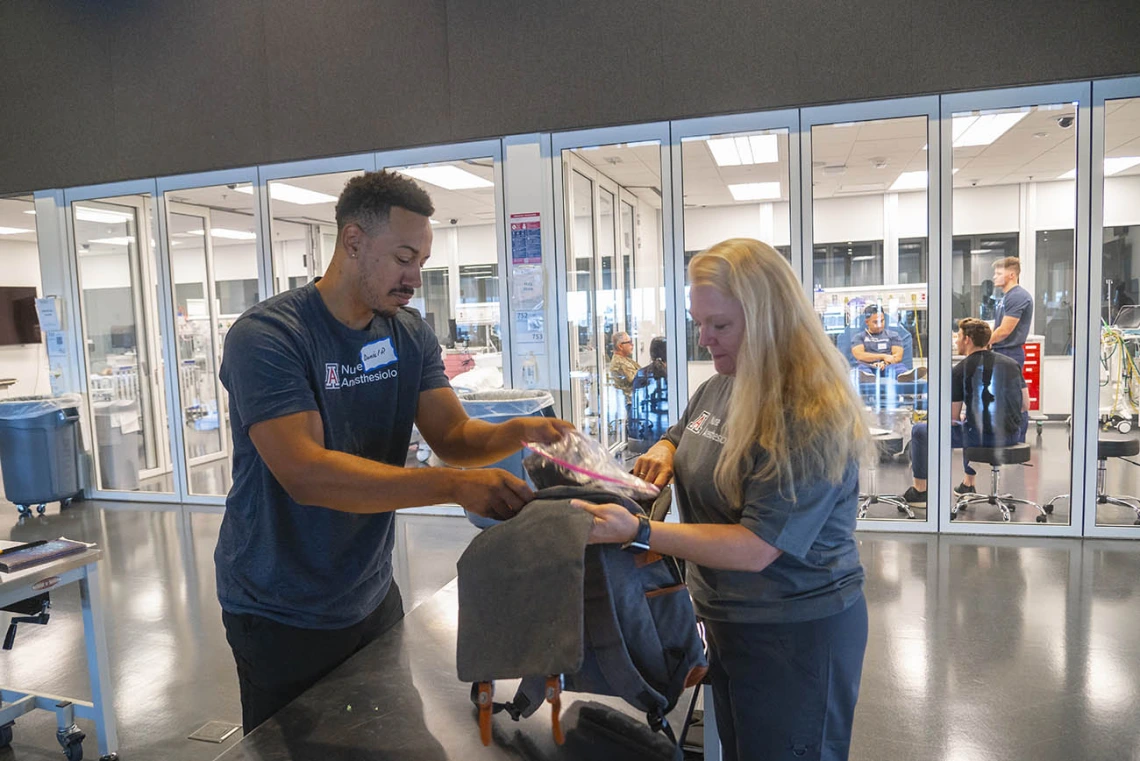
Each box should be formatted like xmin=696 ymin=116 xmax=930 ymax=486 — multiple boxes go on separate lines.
xmin=361 ymin=337 xmax=398 ymax=372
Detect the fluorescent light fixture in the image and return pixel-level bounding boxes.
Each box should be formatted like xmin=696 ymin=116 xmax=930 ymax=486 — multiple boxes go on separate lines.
xmin=0 ymin=227 xmax=33 ymax=235
xmin=952 ymin=110 xmax=1030 ymax=147
xmin=75 ymin=207 xmax=134 ymax=224
xmin=234 ymin=182 xmax=337 ymax=205
xmin=429 ymin=219 xmax=440 ymax=225
xmin=1057 ymin=169 xmax=1076 ymax=180
xmin=889 ymin=171 xmax=928 ymax=191
xmin=397 ymin=166 xmax=493 ymax=190
xmin=706 ymin=134 xmax=779 ymax=166
xmin=189 ymin=228 xmax=257 ymax=241
xmin=953 ymin=168 xmax=960 ymax=174
xmin=88 ymin=236 xmax=135 ymax=246
xmin=1106 ymin=156 xmax=1140 ymax=175
xmin=727 ymin=182 xmax=781 ymax=201
xmin=851 ymin=256 xmax=875 ymax=262
xmin=970 ymin=249 xmax=989 ymax=254
xmin=23 ymin=210 xmax=35 ymax=216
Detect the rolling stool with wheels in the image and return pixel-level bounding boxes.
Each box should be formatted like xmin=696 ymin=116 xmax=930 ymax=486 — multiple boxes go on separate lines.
xmin=858 ymin=431 xmax=914 ymax=519
xmin=953 ymin=444 xmax=1048 ymax=522
xmin=1046 ymin=438 xmax=1140 ymax=524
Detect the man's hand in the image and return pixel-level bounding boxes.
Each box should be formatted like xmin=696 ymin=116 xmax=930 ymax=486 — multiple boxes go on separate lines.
xmin=511 ymin=416 xmax=574 ymax=446
xmin=571 ymin=500 xmax=640 ymax=545
xmin=633 ymin=441 xmax=675 ymax=488
xmin=454 ymin=468 xmax=535 ymax=520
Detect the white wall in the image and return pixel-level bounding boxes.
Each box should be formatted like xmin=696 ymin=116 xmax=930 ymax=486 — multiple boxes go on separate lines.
xmin=0 ymin=239 xmax=51 ymax=398
xmin=684 ymin=202 xmax=791 ymax=251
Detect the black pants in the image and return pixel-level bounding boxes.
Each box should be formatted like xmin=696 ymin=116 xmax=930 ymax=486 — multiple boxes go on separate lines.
xmin=222 ymin=583 xmax=404 ymax=733
xmin=704 ymin=596 xmax=868 ymax=761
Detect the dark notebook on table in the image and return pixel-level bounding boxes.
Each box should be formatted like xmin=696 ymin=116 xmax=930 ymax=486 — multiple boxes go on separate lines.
xmin=0 ymin=539 xmax=90 ymax=573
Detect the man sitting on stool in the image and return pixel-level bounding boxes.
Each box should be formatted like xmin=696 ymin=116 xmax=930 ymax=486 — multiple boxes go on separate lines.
xmin=852 ymin=305 xmax=906 ymax=377
xmin=903 ymin=318 xmax=1029 ymax=505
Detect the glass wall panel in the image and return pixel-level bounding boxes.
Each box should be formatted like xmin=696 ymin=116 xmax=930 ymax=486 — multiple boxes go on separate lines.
xmin=72 ymin=195 xmax=174 ymax=493
xmin=809 ymin=115 xmax=931 ymax=520
xmin=948 ymin=102 xmax=1077 ymax=526
xmin=679 ymin=127 xmax=793 ymax=394
xmin=267 ymin=170 xmax=361 ymax=294
xmin=0 ymin=196 xmax=47 ymax=403
xmin=163 ymin=183 xmax=261 ymax=496
xmin=1095 ymin=95 xmax=1140 ymax=527
xmin=378 ymin=157 xmax=503 ymax=468
xmin=561 ymin=142 xmax=667 ymax=461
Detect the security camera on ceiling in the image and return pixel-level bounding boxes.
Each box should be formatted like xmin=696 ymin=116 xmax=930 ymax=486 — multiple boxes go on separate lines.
xmin=1056 ymin=116 xmax=1074 ymax=129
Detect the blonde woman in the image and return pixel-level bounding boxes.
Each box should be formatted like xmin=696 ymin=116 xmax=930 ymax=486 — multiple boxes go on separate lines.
xmin=575 ymin=238 xmax=869 ymax=761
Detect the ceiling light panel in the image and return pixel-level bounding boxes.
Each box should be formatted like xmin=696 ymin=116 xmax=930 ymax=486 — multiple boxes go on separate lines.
xmin=87 ymin=236 xmax=135 ymax=246
xmin=0 ymin=227 xmax=34 ymax=235
xmin=189 ymin=228 xmax=257 ymax=240
xmin=707 ymin=134 xmax=779 ymax=166
xmin=728 ymin=182 xmax=781 ymax=201
xmin=75 ymin=207 xmax=134 ymax=224
xmin=234 ymin=182 xmax=336 ymax=205
xmin=952 ymin=110 xmax=1030 ymax=148
xmin=889 ymin=171 xmax=928 ymax=191
xmin=396 ymin=166 xmax=493 ymax=190
xmin=1105 ymin=157 xmax=1140 ymax=176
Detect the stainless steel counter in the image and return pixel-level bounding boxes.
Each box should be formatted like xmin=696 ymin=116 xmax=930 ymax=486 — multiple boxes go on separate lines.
xmin=214 ymin=578 xmax=694 ymax=761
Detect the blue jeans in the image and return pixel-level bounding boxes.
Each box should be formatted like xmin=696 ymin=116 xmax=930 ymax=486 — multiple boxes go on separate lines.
xmin=704 ymin=597 xmax=868 ymax=761
xmin=910 ymin=418 xmax=1026 ymax=480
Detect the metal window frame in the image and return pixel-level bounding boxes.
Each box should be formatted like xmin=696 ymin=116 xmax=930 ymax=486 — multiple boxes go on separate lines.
xmin=939 ymin=82 xmax=1091 ymax=537
xmin=1084 ymin=76 xmax=1140 ymax=538
xmin=62 ymin=179 xmax=184 ymax=503
xmin=668 ymin=108 xmax=801 ymax=415
xmin=801 ymin=96 xmax=941 ymax=533
xmin=374 ymin=139 xmax=511 ymax=385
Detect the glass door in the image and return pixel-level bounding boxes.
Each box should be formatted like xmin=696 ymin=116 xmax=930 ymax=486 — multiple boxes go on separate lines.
xmin=70 ymin=193 xmax=174 ymax=494
xmin=554 ymin=125 xmax=672 ymax=464
xmin=159 ymin=173 xmax=264 ymax=498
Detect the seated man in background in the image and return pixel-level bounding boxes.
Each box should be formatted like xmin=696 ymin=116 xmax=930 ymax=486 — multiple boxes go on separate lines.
xmin=608 ymin=331 xmax=639 ymax=404
xmin=851 ymin=305 xmax=906 ymax=376
xmin=903 ymin=318 xmax=1029 ymax=505
xmin=628 ymin=337 xmax=668 ymax=452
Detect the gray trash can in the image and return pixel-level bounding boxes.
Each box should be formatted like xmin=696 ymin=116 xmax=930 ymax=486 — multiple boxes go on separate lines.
xmin=93 ymin=399 xmax=141 ymax=491
xmin=0 ymin=395 xmax=83 ymax=514
xmin=456 ymin=389 xmax=555 ymax=529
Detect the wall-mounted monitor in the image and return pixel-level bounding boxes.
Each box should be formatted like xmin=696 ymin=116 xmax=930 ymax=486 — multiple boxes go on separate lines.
xmin=0 ymin=286 xmax=40 ymax=345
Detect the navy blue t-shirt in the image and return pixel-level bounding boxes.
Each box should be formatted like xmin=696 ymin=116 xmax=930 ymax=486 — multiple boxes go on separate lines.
xmin=993 ymin=285 xmax=1033 ymax=350
xmin=856 ymin=328 xmax=903 ymax=360
xmin=214 ymin=282 xmax=450 ymax=629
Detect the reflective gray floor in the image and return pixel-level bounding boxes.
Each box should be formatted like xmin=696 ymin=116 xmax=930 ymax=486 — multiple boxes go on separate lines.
xmin=0 ymin=500 xmax=1138 ymax=760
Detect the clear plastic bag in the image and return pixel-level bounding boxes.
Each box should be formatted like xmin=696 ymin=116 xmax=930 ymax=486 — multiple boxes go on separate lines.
xmin=525 ymin=429 xmax=660 ymax=500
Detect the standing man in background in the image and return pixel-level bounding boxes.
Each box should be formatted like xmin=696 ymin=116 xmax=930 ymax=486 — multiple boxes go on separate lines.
xmin=989 ymin=257 xmax=1034 ymax=368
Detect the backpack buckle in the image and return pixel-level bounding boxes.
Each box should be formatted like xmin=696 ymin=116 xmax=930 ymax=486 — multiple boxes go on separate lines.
xmin=475 ymin=681 xmax=494 ymax=746
xmin=545 ymin=675 xmax=565 ymax=745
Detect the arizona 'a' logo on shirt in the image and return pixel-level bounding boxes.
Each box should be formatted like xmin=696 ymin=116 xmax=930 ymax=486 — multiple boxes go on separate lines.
xmin=687 ymin=410 xmax=711 ymax=434
xmin=325 ymin=363 xmax=340 ymax=390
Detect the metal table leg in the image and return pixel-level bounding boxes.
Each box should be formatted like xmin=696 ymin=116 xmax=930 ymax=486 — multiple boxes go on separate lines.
xmin=79 ymin=563 xmax=119 ymax=760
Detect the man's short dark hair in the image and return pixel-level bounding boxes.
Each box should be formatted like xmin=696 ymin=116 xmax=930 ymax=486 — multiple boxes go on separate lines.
xmin=958 ymin=317 xmax=992 ymax=348
xmin=863 ymin=304 xmax=881 ymax=319
xmin=335 ymin=170 xmax=435 ymax=233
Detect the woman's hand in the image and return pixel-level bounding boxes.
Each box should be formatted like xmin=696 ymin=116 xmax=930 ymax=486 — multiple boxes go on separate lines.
xmin=571 ymin=500 xmax=640 ymax=545
xmin=633 ymin=441 xmax=675 ymax=488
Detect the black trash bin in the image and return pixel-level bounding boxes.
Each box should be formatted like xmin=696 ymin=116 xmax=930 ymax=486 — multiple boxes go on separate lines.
xmin=455 ymin=389 xmax=556 ymax=529
xmin=0 ymin=395 xmax=83 ymax=515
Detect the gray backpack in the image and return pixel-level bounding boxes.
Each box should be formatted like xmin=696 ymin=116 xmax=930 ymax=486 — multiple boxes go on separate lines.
xmin=456 ymin=486 xmax=707 ymax=748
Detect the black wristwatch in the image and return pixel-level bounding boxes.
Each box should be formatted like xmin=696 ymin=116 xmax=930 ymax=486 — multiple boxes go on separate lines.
xmin=621 ymin=514 xmax=652 ymax=554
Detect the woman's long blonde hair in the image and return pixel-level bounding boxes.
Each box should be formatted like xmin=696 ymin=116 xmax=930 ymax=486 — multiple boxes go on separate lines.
xmin=689 ymin=238 xmax=869 ymax=505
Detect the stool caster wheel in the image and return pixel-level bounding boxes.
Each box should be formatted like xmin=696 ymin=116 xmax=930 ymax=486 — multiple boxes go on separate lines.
xmin=0 ymin=721 xmax=13 ymax=748
xmin=1133 ymin=518 xmax=1140 ymax=526
xmin=59 ymin=727 xmax=85 ymax=761
xmin=950 ymin=512 xmax=957 ymax=521
xmin=1044 ymin=504 xmax=1054 ymax=514
xmin=36 ymin=504 xmax=46 ymax=515
xmin=897 ymin=505 xmax=909 ymax=514
xmin=99 ymin=754 xmax=119 ymax=761
xmin=1036 ymin=515 xmax=1048 ymax=523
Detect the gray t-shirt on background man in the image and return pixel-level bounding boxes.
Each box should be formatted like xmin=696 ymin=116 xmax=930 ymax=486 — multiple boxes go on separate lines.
xmin=663 ymin=375 xmax=864 ymax=624
xmin=214 ymin=282 xmax=450 ymax=630
xmin=993 ymin=284 xmax=1033 ymax=350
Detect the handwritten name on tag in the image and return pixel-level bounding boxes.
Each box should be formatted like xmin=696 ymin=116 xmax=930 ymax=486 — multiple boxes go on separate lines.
xmin=361 ymin=337 xmax=398 ymax=372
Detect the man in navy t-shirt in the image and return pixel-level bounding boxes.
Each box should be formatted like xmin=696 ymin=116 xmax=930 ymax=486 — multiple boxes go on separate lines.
xmin=989 ymin=256 xmax=1034 ymax=368
xmin=215 ymin=171 xmax=570 ymax=732
xmin=850 ymin=305 xmax=906 ymax=377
